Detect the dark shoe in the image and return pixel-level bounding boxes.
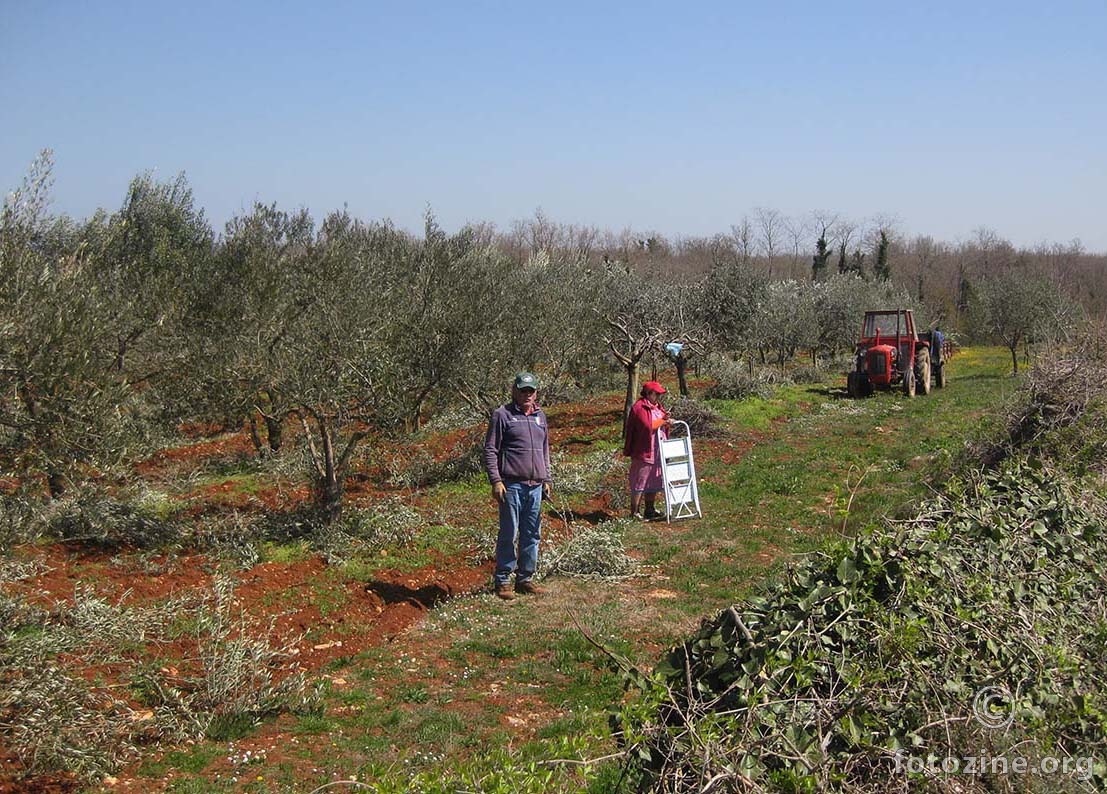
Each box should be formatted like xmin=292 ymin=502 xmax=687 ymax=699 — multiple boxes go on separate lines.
xmin=644 ymin=509 xmax=664 ymax=520
xmin=495 ymin=584 xmax=516 ymax=600
xmin=514 ymin=580 xmax=545 ymax=595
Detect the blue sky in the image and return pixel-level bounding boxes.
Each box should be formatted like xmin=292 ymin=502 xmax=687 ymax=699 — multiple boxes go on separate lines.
xmin=3 ymin=1 xmax=1105 ymax=251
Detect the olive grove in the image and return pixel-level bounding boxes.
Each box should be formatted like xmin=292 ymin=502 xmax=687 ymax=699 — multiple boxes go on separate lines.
xmin=1 ymin=153 xmax=1096 ymax=516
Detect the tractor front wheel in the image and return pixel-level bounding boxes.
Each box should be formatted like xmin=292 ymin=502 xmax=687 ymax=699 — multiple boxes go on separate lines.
xmin=903 ymin=368 xmax=916 ymax=398
xmin=935 ymin=362 xmax=947 ymax=388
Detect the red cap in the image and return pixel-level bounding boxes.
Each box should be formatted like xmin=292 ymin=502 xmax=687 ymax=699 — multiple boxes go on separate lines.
xmin=642 ymin=380 xmax=667 ymax=395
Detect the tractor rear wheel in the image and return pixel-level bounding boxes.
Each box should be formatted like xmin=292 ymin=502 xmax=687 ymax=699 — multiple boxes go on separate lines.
xmin=918 ymin=348 xmax=931 ymax=395
xmin=935 ymin=362 xmax=947 ymax=388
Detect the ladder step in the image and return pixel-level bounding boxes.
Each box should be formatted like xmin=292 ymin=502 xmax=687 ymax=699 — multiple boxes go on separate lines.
xmin=661 ymin=439 xmax=689 ymax=457
xmin=665 ymin=462 xmax=691 ymax=480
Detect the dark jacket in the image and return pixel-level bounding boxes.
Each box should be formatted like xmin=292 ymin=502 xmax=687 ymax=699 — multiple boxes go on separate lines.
xmin=483 ymin=403 xmax=551 ymax=485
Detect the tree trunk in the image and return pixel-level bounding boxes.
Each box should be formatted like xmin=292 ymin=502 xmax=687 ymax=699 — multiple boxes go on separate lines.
xmin=248 ymin=415 xmax=265 ymax=456
xmin=264 ymin=413 xmax=283 ymax=453
xmin=314 ymin=470 xmax=344 ymax=524
xmin=314 ymin=419 xmax=343 ymax=523
xmin=299 ymin=409 xmax=368 ymax=525
xmin=675 ymin=355 xmax=689 ymax=397
xmin=621 ymin=363 xmax=640 ymax=440
xmin=46 ymin=468 xmax=69 ymax=499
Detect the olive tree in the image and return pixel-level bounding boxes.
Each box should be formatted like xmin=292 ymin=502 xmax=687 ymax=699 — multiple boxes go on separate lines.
xmin=496 ymin=249 xmax=611 ymax=398
xmin=697 ymin=259 xmax=768 ymax=369
xmin=95 ymin=172 xmax=214 ymax=377
xmin=813 ymin=274 xmax=916 ymax=361
xmin=187 ymin=203 xmax=316 ymax=453
xmin=752 ymin=280 xmax=818 ymax=370
xmin=274 ymin=212 xmax=411 ymax=521
xmin=0 ymin=153 xmax=137 ymax=495
xmin=971 ymin=270 xmax=1076 ymax=375
xmin=600 ymin=264 xmax=688 ymax=432
xmin=378 ymin=215 xmax=515 ymax=427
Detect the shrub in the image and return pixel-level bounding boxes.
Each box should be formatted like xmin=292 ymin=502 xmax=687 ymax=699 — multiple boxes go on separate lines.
xmin=384 ymin=431 xmax=485 ymax=488
xmin=970 ymin=337 xmax=1107 ymax=473
xmin=543 ymin=518 xmax=639 ymax=581
xmin=0 ymin=490 xmax=47 ymax=551
xmin=314 ymin=496 xmax=425 ymax=564
xmin=45 ymin=488 xmax=182 ymax=550
xmin=620 ymin=459 xmax=1107 ymax=792
xmin=551 ymin=450 xmax=623 ymax=497
xmin=701 ymin=355 xmax=777 ymax=401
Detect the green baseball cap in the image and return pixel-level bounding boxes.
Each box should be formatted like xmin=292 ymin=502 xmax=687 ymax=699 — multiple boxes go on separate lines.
xmin=513 ymin=371 xmax=538 ymax=390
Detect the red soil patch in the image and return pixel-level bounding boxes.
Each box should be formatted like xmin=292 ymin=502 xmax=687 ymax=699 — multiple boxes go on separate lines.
xmin=697 ymin=436 xmax=758 ymax=466
xmin=134 ymin=432 xmax=256 ymax=478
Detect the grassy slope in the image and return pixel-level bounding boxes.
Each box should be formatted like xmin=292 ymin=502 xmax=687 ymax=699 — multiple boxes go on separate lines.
xmin=123 ymin=347 xmax=1017 ymax=793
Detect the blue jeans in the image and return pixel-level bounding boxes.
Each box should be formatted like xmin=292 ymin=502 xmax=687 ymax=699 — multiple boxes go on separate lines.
xmin=495 ymin=481 xmax=542 ymax=586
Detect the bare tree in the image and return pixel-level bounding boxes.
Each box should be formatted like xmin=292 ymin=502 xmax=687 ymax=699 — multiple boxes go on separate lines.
xmin=754 ymin=207 xmax=783 ymax=278
xmin=731 ymin=217 xmax=755 ymax=265
xmin=783 ymin=214 xmax=810 ymax=279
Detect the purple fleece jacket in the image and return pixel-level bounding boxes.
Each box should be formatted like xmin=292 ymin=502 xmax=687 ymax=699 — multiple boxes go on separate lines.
xmin=483 ymin=402 xmax=551 ymax=485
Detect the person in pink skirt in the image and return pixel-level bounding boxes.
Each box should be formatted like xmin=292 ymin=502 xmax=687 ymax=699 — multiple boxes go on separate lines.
xmin=623 ymin=380 xmax=673 ymax=519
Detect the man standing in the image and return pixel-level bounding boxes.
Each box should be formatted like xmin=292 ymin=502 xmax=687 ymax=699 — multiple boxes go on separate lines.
xmin=483 ymin=371 xmax=552 ymax=600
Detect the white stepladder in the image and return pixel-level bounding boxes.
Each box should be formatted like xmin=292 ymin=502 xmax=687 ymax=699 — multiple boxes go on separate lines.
xmin=657 ymin=420 xmax=702 ymax=522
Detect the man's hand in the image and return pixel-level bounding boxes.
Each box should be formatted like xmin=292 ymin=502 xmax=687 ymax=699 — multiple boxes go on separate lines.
xmin=492 ymin=482 xmax=506 ymax=503
xmin=543 ymin=482 xmax=552 ymax=501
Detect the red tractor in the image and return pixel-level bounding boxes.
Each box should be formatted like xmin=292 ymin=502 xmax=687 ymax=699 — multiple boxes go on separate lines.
xmin=846 ymin=309 xmax=949 ymax=398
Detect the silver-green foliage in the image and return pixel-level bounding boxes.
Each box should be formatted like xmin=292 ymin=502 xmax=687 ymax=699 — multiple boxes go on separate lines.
xmin=701 ymin=354 xmax=778 ymax=400
xmin=315 ymin=496 xmax=426 ymax=564
xmin=544 ymin=518 xmax=639 ymax=581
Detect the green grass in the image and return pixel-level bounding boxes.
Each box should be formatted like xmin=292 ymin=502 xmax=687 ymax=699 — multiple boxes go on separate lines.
xmin=261 ymin=539 xmax=312 ymax=564
xmin=705 ymin=395 xmax=791 ymax=429
xmin=138 ymin=745 xmax=220 ymax=777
